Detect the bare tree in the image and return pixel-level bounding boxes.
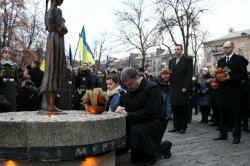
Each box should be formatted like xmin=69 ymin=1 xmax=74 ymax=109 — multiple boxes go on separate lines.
xmin=190 ymin=27 xmax=209 ymax=75
xmin=114 ymin=0 xmax=159 ymax=67
xmin=0 ymin=0 xmax=26 ymax=49
xmin=20 ymin=0 xmax=46 ymax=49
xmin=0 ymin=0 xmax=46 ymax=66
xmin=155 ymin=0 xmax=208 ymax=56
xmin=93 ymin=32 xmax=108 ymax=71
xmin=160 ymin=34 xmax=175 ymax=58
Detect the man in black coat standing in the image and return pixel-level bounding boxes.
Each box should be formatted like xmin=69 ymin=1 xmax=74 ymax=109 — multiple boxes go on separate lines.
xmin=213 ymin=41 xmax=248 ymax=144
xmin=115 ymin=67 xmax=168 ymax=166
xmin=75 ymin=62 xmax=94 ymax=90
xmin=28 ymin=60 xmax=44 ymax=88
xmin=168 ymin=44 xmax=193 ymax=134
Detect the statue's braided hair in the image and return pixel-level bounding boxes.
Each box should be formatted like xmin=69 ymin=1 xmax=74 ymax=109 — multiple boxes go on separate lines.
xmin=45 ymin=0 xmax=57 ymax=31
xmin=45 ymin=0 xmax=49 ymax=30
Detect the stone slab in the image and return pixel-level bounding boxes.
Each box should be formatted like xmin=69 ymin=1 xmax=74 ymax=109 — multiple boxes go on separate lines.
xmin=0 ymin=111 xmax=126 ymax=160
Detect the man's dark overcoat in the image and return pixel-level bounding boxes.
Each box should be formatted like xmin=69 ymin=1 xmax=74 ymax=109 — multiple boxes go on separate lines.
xmin=0 ymin=61 xmax=19 ymax=111
xmin=169 ymin=55 xmax=193 ymax=105
xmin=217 ymin=54 xmax=248 ymax=110
xmin=125 ymin=79 xmax=167 ymax=157
xmin=28 ymin=67 xmax=44 ymax=88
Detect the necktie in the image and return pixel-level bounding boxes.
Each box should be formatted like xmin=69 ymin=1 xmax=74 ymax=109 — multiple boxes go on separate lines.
xmin=226 ymin=56 xmax=230 ymax=64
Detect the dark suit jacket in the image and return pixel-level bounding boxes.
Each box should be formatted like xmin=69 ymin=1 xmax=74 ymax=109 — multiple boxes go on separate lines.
xmin=217 ymin=54 xmax=248 ymax=110
xmin=169 ymin=55 xmax=193 ymax=105
xmin=28 ymin=67 xmax=44 ymax=88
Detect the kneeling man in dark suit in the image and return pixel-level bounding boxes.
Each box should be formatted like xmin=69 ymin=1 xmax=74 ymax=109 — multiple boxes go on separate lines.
xmin=115 ymin=67 xmax=168 ymax=166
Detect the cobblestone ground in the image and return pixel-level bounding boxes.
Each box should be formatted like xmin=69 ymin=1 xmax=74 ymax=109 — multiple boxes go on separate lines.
xmin=116 ymin=113 xmax=250 ymax=166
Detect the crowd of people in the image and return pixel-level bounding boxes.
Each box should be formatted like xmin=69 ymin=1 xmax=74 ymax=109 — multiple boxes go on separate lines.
xmin=0 ymin=40 xmax=250 ymax=166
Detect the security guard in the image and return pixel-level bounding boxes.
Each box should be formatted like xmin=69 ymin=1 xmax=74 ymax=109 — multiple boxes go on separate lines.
xmin=0 ymin=47 xmax=19 ymax=111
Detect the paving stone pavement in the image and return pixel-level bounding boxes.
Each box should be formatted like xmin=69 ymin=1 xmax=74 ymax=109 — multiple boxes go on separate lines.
xmin=116 ymin=113 xmax=250 ymax=166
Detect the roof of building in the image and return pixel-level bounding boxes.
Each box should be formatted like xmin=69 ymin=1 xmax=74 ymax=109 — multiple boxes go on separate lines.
xmin=211 ymin=29 xmax=250 ymax=41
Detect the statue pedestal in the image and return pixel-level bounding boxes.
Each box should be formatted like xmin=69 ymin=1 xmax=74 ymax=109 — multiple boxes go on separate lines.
xmin=0 ymin=111 xmax=126 ymax=165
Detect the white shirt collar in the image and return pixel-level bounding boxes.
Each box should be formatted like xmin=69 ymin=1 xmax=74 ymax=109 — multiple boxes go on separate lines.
xmin=226 ymin=53 xmax=233 ymax=59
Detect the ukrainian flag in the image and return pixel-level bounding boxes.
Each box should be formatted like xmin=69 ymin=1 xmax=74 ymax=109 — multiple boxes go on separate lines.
xmin=77 ymin=25 xmax=95 ymax=65
xmin=40 ymin=59 xmax=45 ymax=72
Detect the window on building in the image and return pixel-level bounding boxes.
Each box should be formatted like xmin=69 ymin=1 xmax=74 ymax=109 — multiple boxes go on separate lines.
xmin=215 ymin=45 xmax=223 ymax=53
xmin=239 ymin=42 xmax=244 ymax=48
xmin=207 ymin=56 xmax=211 ymax=63
xmin=207 ymin=47 xmax=211 ymax=54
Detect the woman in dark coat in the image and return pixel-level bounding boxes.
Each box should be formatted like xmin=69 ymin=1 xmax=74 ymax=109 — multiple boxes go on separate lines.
xmin=115 ymin=67 xmax=167 ymax=166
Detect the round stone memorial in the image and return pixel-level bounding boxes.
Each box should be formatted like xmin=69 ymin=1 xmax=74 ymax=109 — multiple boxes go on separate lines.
xmin=0 ymin=111 xmax=126 ymax=161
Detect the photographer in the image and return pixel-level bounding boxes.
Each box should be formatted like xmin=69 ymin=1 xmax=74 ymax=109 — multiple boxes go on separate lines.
xmin=17 ymin=75 xmax=39 ymax=111
xmin=75 ymin=63 xmax=95 ymax=90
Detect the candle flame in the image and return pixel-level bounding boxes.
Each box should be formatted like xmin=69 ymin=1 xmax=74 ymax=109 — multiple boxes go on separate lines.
xmin=79 ymin=157 xmax=98 ymax=166
xmin=3 ymin=160 xmax=18 ymax=166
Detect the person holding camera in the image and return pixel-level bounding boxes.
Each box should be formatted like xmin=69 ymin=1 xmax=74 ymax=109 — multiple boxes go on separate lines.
xmin=17 ymin=75 xmax=39 ymax=111
xmin=72 ymin=84 xmax=86 ymax=110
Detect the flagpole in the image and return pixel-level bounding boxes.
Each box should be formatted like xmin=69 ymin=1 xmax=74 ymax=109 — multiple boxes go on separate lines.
xmin=73 ymin=35 xmax=81 ymax=68
xmin=79 ymin=51 xmax=82 ymax=66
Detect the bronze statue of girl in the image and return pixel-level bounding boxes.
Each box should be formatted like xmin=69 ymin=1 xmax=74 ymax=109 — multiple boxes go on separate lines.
xmin=40 ymin=0 xmax=68 ymax=113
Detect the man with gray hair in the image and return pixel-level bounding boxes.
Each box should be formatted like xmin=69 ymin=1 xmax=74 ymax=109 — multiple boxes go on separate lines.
xmin=116 ymin=67 xmax=167 ymax=166
xmin=0 ymin=47 xmax=19 ymax=111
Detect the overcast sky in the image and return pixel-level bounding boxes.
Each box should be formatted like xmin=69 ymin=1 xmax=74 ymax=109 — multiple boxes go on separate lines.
xmin=58 ymin=0 xmax=250 ymax=58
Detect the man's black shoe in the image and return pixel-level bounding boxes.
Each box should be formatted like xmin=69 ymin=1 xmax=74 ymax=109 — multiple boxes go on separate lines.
xmin=158 ymin=140 xmax=172 ymax=159
xmin=179 ymin=129 xmax=186 ymax=134
xmin=232 ymin=138 xmax=240 ymax=144
xmin=163 ymin=152 xmax=171 ymax=159
xmin=242 ymin=127 xmax=248 ymax=132
xmin=210 ymin=123 xmax=218 ymax=126
xmin=168 ymin=128 xmax=180 ymax=132
xmin=137 ymin=158 xmax=156 ymax=166
xmin=213 ymin=135 xmax=227 ymax=140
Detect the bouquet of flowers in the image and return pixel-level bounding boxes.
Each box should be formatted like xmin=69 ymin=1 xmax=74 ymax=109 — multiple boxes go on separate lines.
xmin=212 ymin=67 xmax=231 ymax=79
xmin=207 ymin=78 xmax=219 ymax=89
xmin=82 ymin=88 xmax=109 ymax=106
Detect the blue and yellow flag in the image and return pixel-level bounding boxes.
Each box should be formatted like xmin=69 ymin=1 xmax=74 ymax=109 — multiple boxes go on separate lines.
xmin=69 ymin=44 xmax=74 ymax=67
xmin=40 ymin=59 xmax=45 ymax=72
xmin=77 ymin=25 xmax=95 ymax=65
